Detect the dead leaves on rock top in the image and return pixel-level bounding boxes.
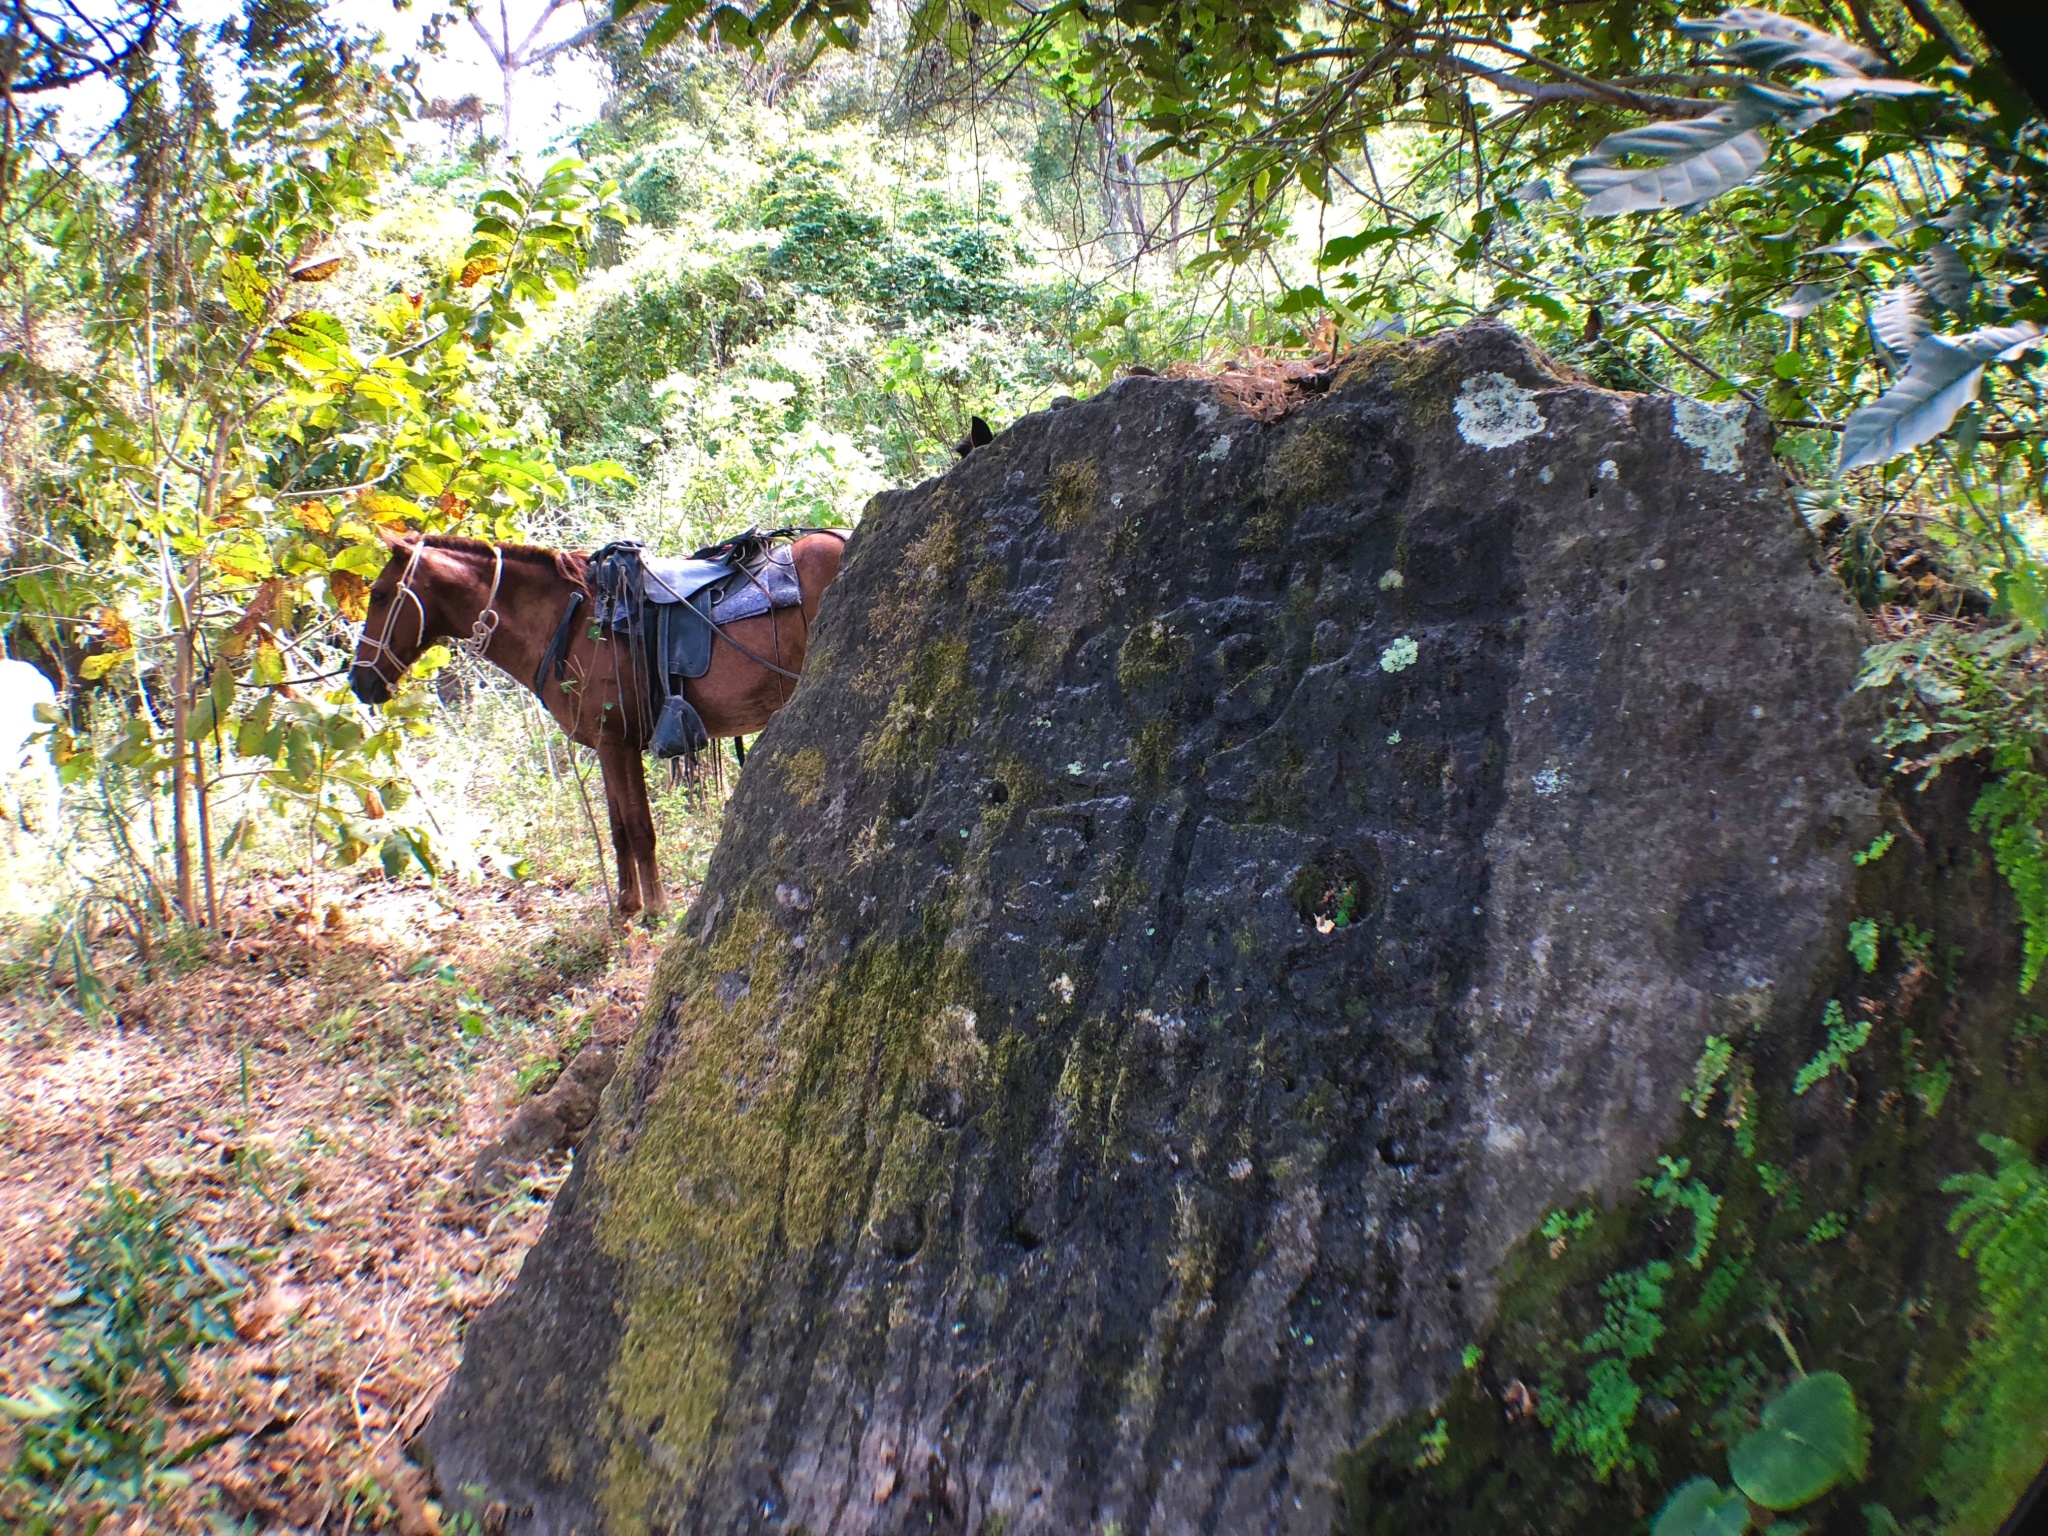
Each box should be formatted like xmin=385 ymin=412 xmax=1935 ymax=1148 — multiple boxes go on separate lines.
xmin=1128 ymin=350 xmax=1337 ymax=423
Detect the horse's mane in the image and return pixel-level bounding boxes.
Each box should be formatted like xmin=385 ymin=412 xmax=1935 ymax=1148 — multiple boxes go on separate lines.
xmin=419 ymin=532 xmax=586 ymax=584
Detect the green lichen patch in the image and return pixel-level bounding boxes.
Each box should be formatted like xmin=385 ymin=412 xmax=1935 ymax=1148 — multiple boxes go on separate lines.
xmin=592 ymin=916 xmax=978 ymax=1534
xmin=1118 ymin=618 xmax=1193 ymax=692
xmin=782 ymin=745 xmax=826 ymax=809
xmin=1041 ymin=459 xmax=1102 ymax=533
xmin=862 ymin=504 xmax=962 ymax=677
xmin=859 ymin=636 xmax=974 ymax=771
xmin=1132 ymin=718 xmax=1178 ymax=788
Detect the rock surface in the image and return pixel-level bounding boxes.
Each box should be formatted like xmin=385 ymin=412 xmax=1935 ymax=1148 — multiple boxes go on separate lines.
xmin=422 ymin=324 xmax=2043 ymax=1534
xmin=467 ymin=1040 xmax=621 ymax=1197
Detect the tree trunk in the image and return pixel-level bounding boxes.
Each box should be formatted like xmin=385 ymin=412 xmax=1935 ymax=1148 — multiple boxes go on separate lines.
xmin=168 ymin=561 xmax=197 ymax=922
xmin=194 ymin=732 xmax=218 ymax=928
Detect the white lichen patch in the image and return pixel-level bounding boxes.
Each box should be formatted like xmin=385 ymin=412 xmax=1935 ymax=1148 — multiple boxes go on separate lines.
xmin=1672 ymin=397 xmax=1748 ymax=474
xmin=1531 ymin=765 xmax=1568 ymax=796
xmin=1538 ymin=465 xmax=1554 ymax=484
xmin=1050 ymin=973 xmax=1075 ymax=1004
xmin=1379 ymin=635 xmax=1419 ymax=673
xmin=1598 ymin=459 xmax=1619 ymax=480
xmin=1198 ymin=433 xmax=1234 ymax=462
xmin=1454 ymin=371 xmax=1546 ymax=449
xmin=1378 ymin=569 xmax=1404 ymax=590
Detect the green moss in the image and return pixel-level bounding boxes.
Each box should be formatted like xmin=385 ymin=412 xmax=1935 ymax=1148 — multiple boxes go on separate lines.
xmin=1003 ymin=615 xmax=1046 ymax=669
xmin=1264 ymin=418 xmax=1352 ymax=507
xmin=593 ymin=915 xmax=976 ymax=1534
xmin=862 ymin=503 xmax=961 ymax=682
xmin=1132 ymin=719 xmax=1178 ymax=788
xmin=1249 ymin=745 xmax=1307 ymax=824
xmin=859 ymin=636 xmax=974 ymax=771
xmin=968 ymin=559 xmax=1007 ymax=605
xmin=782 ymin=745 xmax=826 ymax=809
xmin=1118 ymin=618 xmax=1193 ymax=692
xmin=1041 ymin=459 xmax=1101 ymax=532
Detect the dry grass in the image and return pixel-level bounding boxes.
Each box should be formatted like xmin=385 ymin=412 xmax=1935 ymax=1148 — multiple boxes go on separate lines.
xmin=0 ymin=867 xmax=673 ymax=1533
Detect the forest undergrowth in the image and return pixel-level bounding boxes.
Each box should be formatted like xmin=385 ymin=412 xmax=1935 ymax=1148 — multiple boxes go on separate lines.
xmin=0 ymin=842 xmax=688 ymax=1533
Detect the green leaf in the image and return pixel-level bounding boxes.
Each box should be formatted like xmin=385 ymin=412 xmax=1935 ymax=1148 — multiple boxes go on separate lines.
xmin=1653 ymin=1477 xmax=1753 ymax=1536
xmin=332 ymin=541 xmax=391 ymax=577
xmin=222 ymin=253 xmax=272 ymax=319
xmin=565 ymin=460 xmax=637 ymax=486
xmin=1847 ymin=918 xmax=1880 ymax=972
xmin=1729 ymin=1371 xmax=1869 ymax=1511
xmin=1274 ymin=284 xmax=1329 ymax=315
xmin=1839 ymin=324 xmax=2043 ymax=471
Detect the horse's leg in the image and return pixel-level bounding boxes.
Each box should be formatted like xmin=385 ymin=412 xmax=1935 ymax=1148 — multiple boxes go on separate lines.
xmin=600 ymin=735 xmax=665 ymax=915
xmin=595 ymin=739 xmax=643 ymax=916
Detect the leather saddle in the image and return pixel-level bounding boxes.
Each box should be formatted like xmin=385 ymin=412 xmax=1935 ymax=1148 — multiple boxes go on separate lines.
xmin=576 ymin=535 xmax=805 ymax=760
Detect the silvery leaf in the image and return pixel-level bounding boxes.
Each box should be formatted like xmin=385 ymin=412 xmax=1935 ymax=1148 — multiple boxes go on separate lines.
xmin=1679 ymin=7 xmax=1883 ymax=73
xmin=1839 ymin=322 xmax=2043 ymax=471
xmin=1719 ymin=35 xmax=1867 ymax=77
xmin=1807 ymin=75 xmax=1942 ymax=102
xmin=1769 ymin=283 xmax=1832 ymax=319
xmin=1571 ymin=102 xmax=1776 ymax=216
xmin=1580 ymin=97 xmax=1777 ymax=163
xmin=1808 ymin=230 xmax=1894 ymax=255
xmin=1572 ymin=131 xmax=1770 ymax=214
xmin=1912 ymin=241 xmax=1972 ymax=308
xmin=1870 ymin=286 xmax=1930 ymax=354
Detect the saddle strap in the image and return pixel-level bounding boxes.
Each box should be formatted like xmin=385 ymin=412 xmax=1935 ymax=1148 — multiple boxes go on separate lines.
xmin=533 ymin=590 xmax=585 ymax=696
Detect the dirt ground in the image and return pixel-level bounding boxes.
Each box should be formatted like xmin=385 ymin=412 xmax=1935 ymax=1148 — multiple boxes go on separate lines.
xmin=0 ymin=869 xmax=665 ymax=1532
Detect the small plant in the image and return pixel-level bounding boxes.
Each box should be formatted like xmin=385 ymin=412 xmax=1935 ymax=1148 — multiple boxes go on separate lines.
xmin=1932 ymin=1137 xmax=2048 ymax=1532
xmin=1793 ymin=1000 xmax=1871 ymax=1095
xmin=1538 ymin=1260 xmax=1675 ymax=1480
xmin=1643 ymin=1157 xmax=1721 ymax=1270
xmin=1652 ymin=1371 xmax=1869 ymax=1536
xmin=0 ymin=1168 xmax=247 ymax=1526
xmin=1412 ymin=1416 xmax=1450 ymax=1469
xmin=1541 ymin=1205 xmax=1596 ymax=1257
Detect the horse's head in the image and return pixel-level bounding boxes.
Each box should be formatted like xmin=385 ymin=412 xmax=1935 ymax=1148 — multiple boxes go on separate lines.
xmin=349 ymin=537 xmax=433 ymax=706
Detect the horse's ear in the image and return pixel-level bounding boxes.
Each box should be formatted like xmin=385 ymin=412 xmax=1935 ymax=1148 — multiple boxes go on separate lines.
xmin=956 ymin=415 xmax=994 ymax=457
xmin=377 ymin=525 xmax=418 ymax=549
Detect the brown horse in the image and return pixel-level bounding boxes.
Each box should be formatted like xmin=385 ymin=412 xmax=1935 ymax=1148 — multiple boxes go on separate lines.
xmin=348 ymin=531 xmax=845 ymax=915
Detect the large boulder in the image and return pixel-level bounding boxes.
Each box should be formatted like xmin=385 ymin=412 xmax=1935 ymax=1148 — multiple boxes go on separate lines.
xmin=424 ymin=324 xmax=2048 ymax=1535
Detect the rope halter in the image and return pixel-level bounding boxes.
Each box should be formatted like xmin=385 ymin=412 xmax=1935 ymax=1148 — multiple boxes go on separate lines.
xmin=353 ymin=541 xmax=504 ymax=687
xmin=352 ymin=538 xmax=428 ymax=688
